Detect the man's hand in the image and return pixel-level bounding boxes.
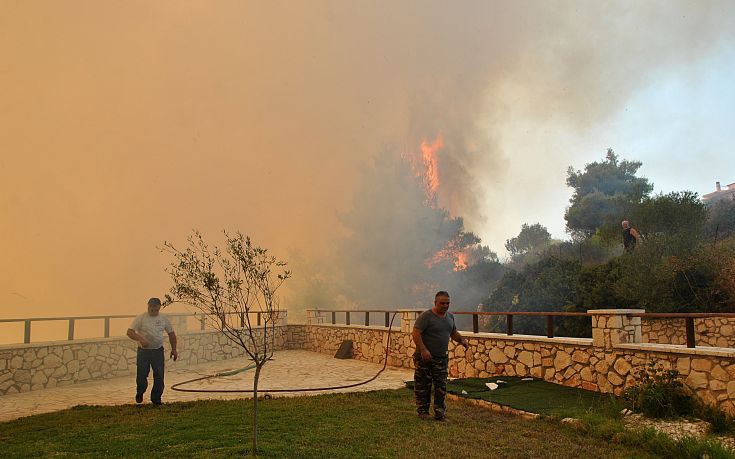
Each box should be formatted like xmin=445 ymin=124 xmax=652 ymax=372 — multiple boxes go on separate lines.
xmin=420 ymin=348 xmax=432 ymax=362
xmin=170 ymin=349 xmax=178 ymax=361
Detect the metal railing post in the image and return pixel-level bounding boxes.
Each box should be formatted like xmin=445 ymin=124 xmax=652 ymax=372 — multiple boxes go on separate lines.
xmin=257 ymin=312 xmax=262 ymax=327
xmin=365 ymin=311 xmax=370 ymax=326
xmin=68 ymin=319 xmax=75 ymax=340
xmin=24 ymin=320 xmax=31 ymax=343
xmin=546 ymin=316 xmax=554 ymax=338
xmin=506 ymin=315 xmax=513 ymax=336
xmin=104 ymin=317 xmax=110 ymax=338
xmin=200 ymin=314 xmax=206 ymax=331
xmin=686 ymin=317 xmax=696 ymax=348
xmin=385 ymin=312 xmax=390 ymax=328
xmin=346 ymin=311 xmax=351 ymax=326
xmin=472 ymin=314 xmax=479 ymax=333
xmin=332 ymin=311 xmax=336 ymax=324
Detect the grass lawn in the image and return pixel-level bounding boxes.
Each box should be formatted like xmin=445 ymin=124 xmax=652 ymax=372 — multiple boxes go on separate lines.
xmin=0 ymin=388 xmax=705 ymax=458
xmin=443 ymin=376 xmax=621 ymax=417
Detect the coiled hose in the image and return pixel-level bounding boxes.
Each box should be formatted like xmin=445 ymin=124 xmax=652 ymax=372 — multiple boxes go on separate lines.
xmin=171 ymin=311 xmax=399 ymax=394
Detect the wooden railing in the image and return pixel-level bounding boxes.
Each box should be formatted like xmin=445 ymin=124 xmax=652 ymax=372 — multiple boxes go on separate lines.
xmin=306 ymin=309 xmax=735 ymax=349
xmin=630 ymin=312 xmax=735 ymax=348
xmin=453 ymin=311 xmax=591 ymax=338
xmin=308 ymin=309 xmax=401 ymax=327
xmin=0 ymin=311 xmax=284 ymax=345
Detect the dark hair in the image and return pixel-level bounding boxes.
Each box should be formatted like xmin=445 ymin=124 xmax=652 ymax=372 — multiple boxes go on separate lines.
xmin=147 ymin=297 xmax=162 ymax=307
xmin=435 ymin=291 xmax=450 ymax=299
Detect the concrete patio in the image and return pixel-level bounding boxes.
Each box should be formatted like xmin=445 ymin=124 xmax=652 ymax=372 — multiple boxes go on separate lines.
xmin=0 ymin=350 xmax=413 ymax=423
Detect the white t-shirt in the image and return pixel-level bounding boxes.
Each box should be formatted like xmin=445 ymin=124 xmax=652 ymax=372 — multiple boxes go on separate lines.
xmin=129 ymin=313 xmax=173 ymax=349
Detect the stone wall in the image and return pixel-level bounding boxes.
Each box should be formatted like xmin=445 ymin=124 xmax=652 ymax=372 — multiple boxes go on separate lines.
xmin=642 ymin=317 xmax=735 ymax=348
xmin=300 ymin=309 xmax=735 ymax=415
xmin=0 ymin=325 xmax=289 ymax=396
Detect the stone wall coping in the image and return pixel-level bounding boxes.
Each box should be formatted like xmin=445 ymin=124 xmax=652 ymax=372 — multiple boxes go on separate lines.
xmin=301 ymin=324 xmax=593 ymax=347
xmin=616 ymin=342 xmax=735 ymax=357
xmin=587 ymin=309 xmax=646 ymax=315
xmin=304 ymin=323 xmax=401 ymax=332
xmin=0 ymin=335 xmax=132 ymax=351
xmin=466 ymin=332 xmax=594 ymax=347
xmin=0 ymin=325 xmax=289 ymax=351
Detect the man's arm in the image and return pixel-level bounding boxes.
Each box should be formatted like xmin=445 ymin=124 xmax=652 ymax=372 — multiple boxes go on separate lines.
xmin=631 ymin=228 xmax=643 ymax=245
xmin=127 ymin=328 xmax=149 ymax=348
xmin=168 ymin=331 xmax=178 ymax=361
xmin=451 ymin=330 xmax=469 ymax=348
xmin=412 ymin=328 xmax=432 ymax=362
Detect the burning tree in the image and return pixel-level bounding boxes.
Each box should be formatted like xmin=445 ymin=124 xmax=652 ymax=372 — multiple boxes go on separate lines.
xmin=161 ymin=230 xmax=291 ymax=455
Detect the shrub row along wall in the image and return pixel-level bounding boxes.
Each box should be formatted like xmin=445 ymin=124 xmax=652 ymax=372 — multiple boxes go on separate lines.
xmin=301 ymin=309 xmax=735 ymax=415
xmin=0 ymin=325 xmax=290 ymax=396
xmin=642 ymin=317 xmax=735 ymax=348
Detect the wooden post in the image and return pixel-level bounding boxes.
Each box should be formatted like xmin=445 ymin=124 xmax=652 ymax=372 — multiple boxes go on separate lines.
xmin=365 ymin=311 xmax=370 ymax=326
xmin=257 ymin=312 xmax=262 ymax=327
xmin=332 ymin=311 xmax=336 ymax=324
xmin=104 ymin=317 xmax=110 ymax=338
xmin=240 ymin=313 xmax=245 ymax=328
xmin=346 ymin=311 xmax=351 ymax=326
xmin=506 ymin=315 xmax=513 ymax=336
xmin=686 ymin=317 xmax=696 ymax=348
xmin=546 ymin=316 xmax=554 ymax=338
xmin=24 ymin=320 xmax=31 ymax=343
xmin=68 ymin=319 xmax=75 ymax=341
xmin=385 ymin=312 xmax=390 ymax=328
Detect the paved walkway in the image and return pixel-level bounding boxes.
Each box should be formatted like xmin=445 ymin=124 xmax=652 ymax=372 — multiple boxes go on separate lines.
xmin=0 ymin=350 xmax=414 ymax=423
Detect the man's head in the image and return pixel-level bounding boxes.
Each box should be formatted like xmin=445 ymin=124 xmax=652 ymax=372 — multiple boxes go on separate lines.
xmin=622 ymin=220 xmax=630 ymax=229
xmin=433 ymin=291 xmax=450 ymax=315
xmin=147 ymin=297 xmax=162 ymax=316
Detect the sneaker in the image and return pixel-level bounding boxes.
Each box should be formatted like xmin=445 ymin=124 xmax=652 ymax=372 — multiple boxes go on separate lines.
xmin=418 ymin=413 xmax=432 ymax=420
xmin=135 ymin=394 xmax=143 ymax=404
xmin=434 ymin=415 xmax=446 ymax=421
xmin=152 ymin=400 xmax=163 ymax=406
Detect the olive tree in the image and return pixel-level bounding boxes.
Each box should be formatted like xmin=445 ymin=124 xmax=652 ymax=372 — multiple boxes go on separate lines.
xmin=161 ymin=230 xmax=291 ymax=455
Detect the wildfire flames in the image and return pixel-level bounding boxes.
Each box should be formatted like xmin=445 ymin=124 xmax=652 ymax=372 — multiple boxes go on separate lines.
xmin=426 ymin=239 xmax=470 ymax=272
xmin=420 ymin=135 xmax=443 ymax=203
xmin=409 ymin=133 xmax=470 ymax=272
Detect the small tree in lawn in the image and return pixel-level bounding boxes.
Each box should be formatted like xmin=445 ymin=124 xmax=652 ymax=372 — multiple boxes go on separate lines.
xmin=161 ymin=230 xmax=291 ymax=455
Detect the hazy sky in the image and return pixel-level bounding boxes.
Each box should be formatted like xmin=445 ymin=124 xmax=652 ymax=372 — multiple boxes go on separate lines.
xmin=1 ymin=1 xmax=734 ymax=318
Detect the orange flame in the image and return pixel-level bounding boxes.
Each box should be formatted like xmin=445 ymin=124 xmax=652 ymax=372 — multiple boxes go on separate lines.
xmin=426 ymin=240 xmax=469 ymax=272
xmin=454 ymin=252 xmax=469 ymax=271
xmin=420 ymin=135 xmax=443 ymax=202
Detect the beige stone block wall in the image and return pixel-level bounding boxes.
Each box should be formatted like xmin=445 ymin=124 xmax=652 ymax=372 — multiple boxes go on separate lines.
xmin=642 ymin=317 xmax=735 ymax=348
xmin=0 ymin=325 xmax=288 ymax=396
xmin=298 ymin=324 xmax=735 ymax=415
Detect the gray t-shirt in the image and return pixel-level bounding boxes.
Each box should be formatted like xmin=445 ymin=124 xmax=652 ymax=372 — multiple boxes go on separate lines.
xmin=129 ymin=313 xmax=173 ymax=349
xmin=414 ymin=310 xmax=457 ymax=358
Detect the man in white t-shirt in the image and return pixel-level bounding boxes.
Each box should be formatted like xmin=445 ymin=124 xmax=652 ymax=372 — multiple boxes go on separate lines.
xmin=127 ymin=297 xmax=178 ymax=405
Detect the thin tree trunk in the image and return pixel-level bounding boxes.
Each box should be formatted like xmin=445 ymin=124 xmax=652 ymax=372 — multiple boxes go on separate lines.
xmin=252 ymin=364 xmax=262 ymax=455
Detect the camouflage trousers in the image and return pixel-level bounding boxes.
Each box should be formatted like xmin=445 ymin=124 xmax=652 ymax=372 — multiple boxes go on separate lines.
xmin=413 ymin=353 xmax=449 ymax=417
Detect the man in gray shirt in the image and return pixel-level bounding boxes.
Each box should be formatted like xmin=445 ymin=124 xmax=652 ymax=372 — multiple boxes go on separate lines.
xmin=127 ymin=297 xmax=178 ymax=405
xmin=412 ymin=291 xmax=468 ymax=420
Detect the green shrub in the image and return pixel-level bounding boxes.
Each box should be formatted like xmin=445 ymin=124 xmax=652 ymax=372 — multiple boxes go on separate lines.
xmin=694 ymin=400 xmax=735 ymax=434
xmin=623 ymin=362 xmax=693 ymax=418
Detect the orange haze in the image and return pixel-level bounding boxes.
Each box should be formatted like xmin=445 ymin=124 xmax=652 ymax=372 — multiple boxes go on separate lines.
xmin=1 ymin=1 xmax=734 ymax=321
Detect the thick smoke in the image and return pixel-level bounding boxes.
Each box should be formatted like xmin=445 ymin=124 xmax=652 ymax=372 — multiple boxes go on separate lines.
xmin=1 ymin=1 xmax=733 ymax=318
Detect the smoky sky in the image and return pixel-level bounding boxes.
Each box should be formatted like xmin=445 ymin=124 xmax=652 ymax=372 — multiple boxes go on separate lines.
xmin=1 ymin=1 xmax=734 ymax=317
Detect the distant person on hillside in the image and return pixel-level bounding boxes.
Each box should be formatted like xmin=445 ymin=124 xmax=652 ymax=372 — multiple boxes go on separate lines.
xmin=622 ymin=220 xmax=642 ymax=252
xmin=412 ymin=291 xmax=469 ymax=421
xmin=127 ymin=297 xmax=178 ymax=405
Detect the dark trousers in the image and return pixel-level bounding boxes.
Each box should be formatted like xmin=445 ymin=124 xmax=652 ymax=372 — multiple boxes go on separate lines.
xmin=413 ymin=353 xmax=449 ymax=417
xmin=136 ymin=347 xmax=165 ymax=403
